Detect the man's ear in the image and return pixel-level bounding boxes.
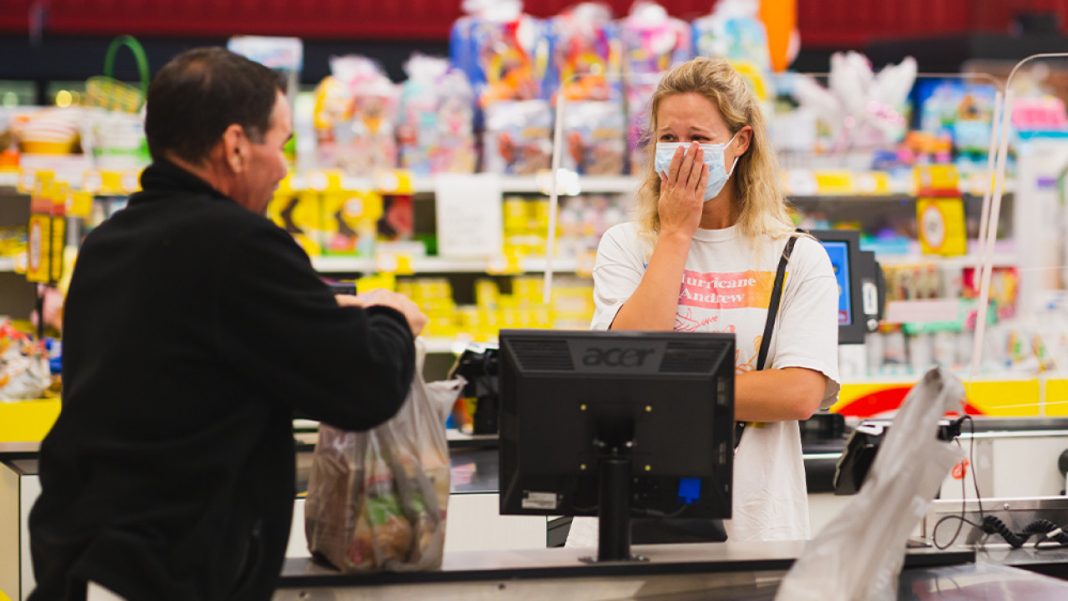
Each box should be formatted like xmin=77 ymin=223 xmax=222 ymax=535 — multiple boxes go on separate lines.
xmin=221 ymin=124 xmax=248 ymax=174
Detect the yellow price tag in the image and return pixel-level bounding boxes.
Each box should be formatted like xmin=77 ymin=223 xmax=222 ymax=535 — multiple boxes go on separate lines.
xmin=914 ymin=165 xmax=960 ymax=194
xmin=814 ymin=171 xmax=855 ymax=195
xmin=67 ymin=191 xmax=93 ymax=219
xmin=487 ymin=254 xmax=522 ymax=275
xmin=395 ymin=253 xmax=415 ymax=275
xmin=99 ymin=170 xmax=125 ymax=195
xmin=855 ymin=171 xmax=892 ymax=195
xmin=324 ymin=170 xmax=344 ymax=192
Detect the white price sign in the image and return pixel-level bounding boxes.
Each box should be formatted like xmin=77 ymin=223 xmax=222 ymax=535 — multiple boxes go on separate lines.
xmin=435 ymin=174 xmax=504 ymax=258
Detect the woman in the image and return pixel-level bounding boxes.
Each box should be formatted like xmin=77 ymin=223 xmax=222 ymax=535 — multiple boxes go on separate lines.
xmin=568 ymin=57 xmax=840 ymax=545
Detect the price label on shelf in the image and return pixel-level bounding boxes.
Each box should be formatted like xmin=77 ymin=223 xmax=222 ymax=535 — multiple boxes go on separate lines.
xmin=854 ymin=171 xmax=891 ymax=195
xmin=486 ymin=253 xmax=522 ymax=275
xmin=374 ymin=169 xmax=414 ymax=195
xmin=374 ymin=253 xmax=415 ymax=275
xmin=784 ymin=169 xmax=818 ymax=196
xmin=814 ymin=171 xmax=855 ymax=195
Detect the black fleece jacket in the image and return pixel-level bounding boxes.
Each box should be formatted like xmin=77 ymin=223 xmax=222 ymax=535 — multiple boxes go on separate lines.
xmin=28 ymin=160 xmax=414 ymax=601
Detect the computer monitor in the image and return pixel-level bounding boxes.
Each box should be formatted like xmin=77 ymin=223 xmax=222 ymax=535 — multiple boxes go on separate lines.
xmin=498 ymin=329 xmax=735 ymax=563
xmin=811 ymin=230 xmax=880 ymax=344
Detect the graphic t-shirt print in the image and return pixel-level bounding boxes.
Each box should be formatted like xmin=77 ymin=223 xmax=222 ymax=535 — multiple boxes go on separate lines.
xmin=674 ymin=268 xmax=778 ymax=372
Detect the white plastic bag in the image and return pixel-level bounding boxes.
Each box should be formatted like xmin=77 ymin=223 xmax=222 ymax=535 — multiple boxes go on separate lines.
xmin=776 ymin=367 xmax=965 ymax=601
xmin=304 ymin=341 xmax=464 ymax=571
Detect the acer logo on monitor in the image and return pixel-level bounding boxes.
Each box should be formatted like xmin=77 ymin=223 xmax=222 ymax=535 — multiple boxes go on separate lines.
xmin=581 ymin=347 xmax=656 ymax=368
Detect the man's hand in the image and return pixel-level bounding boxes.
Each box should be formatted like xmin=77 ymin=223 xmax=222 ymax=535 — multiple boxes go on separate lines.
xmin=335 ymin=291 xmax=427 ymax=337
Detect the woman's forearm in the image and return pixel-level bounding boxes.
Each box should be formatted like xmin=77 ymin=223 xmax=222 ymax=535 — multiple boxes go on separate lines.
xmin=609 ymin=232 xmax=691 ymax=331
xmin=735 ymin=367 xmax=826 ymax=422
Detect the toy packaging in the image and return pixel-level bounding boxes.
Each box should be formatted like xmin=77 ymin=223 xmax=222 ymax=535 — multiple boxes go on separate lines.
xmin=321 ymin=189 xmax=382 ymax=256
xmin=551 ymin=3 xmax=626 ymax=175
xmin=397 ymin=55 xmax=477 ymax=175
xmin=450 ymin=0 xmax=553 ymax=172
xmin=483 ymin=100 xmax=553 ymax=174
xmin=0 ymin=320 xmax=51 ymax=400
xmin=313 ymin=56 xmax=399 ymax=176
xmin=305 ymin=344 xmax=463 ymax=572
xmin=620 ymin=1 xmax=692 ymax=173
xmin=268 ymin=189 xmax=322 ymax=257
xmin=563 ymin=101 xmax=626 ymax=175
xmin=692 ymin=0 xmax=771 ymax=70
xmin=449 ymin=0 xmax=552 ymax=108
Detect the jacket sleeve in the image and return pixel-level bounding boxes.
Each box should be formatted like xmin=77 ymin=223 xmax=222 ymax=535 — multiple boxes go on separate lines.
xmin=216 ymin=221 xmax=415 ymax=430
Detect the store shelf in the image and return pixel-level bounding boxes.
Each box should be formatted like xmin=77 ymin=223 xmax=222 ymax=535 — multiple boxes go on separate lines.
xmin=0 ymin=172 xmax=18 ymax=189
xmin=311 ymin=255 xmax=580 ymax=274
xmin=0 ymin=257 xmax=16 ymax=273
xmin=876 ymin=253 xmax=1017 ymax=268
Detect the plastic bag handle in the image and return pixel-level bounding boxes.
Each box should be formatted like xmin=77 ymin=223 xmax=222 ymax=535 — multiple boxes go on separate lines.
xmin=104 ymin=35 xmax=150 ymax=107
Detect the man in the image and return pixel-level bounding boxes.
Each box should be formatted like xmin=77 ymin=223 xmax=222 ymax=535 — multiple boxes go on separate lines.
xmin=29 ymin=48 xmax=426 ymax=600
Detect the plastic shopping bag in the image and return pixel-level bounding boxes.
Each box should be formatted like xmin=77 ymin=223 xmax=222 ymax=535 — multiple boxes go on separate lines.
xmin=305 ymin=342 xmax=464 ymax=571
xmin=775 ymin=367 xmax=965 ymax=601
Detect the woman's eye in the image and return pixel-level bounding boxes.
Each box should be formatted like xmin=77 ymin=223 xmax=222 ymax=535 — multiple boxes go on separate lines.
xmin=659 ymin=135 xmax=676 ymax=142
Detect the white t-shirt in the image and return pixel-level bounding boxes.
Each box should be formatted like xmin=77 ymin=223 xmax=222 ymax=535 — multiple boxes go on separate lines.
xmin=566 ymin=222 xmax=840 ymax=546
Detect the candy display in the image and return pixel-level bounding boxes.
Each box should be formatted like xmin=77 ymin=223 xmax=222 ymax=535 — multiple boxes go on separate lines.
xmin=562 ymin=100 xmax=626 ymax=175
xmin=620 ymin=1 xmax=692 ymax=173
xmin=397 ymin=55 xmax=477 ymax=175
xmin=551 ymin=3 xmax=625 ymax=175
xmin=305 ymin=345 xmax=461 ymax=572
xmin=915 ymin=80 xmax=998 ymax=173
xmin=313 ymin=56 xmax=399 ymax=176
xmin=449 ymin=0 xmax=551 ymax=108
xmin=483 ymin=100 xmax=552 ymax=174
xmin=0 ymin=320 xmax=51 ymax=400
xmin=551 ymin=2 xmax=622 ymax=103
xmin=693 ymin=0 xmax=771 ymax=72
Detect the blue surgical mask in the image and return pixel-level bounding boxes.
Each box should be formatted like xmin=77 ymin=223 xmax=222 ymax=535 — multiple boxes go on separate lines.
xmin=654 ymin=135 xmax=739 ymax=201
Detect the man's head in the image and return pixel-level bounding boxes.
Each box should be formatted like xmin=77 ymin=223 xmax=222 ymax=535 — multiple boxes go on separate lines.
xmin=145 ymin=47 xmax=291 ymax=214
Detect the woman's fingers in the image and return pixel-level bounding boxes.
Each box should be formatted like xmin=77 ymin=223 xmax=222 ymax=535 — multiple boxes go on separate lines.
xmin=667 ymin=144 xmax=685 ymax=184
xmin=697 ymin=162 xmax=709 ymax=198
xmin=684 ymin=143 xmax=703 ymax=189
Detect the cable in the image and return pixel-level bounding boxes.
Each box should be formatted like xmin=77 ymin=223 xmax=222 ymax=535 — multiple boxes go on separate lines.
xmin=962 ymin=416 xmax=985 ymax=520
xmin=932 ymin=416 xmax=982 ymax=550
xmin=933 ymin=416 xmax=1068 ymax=550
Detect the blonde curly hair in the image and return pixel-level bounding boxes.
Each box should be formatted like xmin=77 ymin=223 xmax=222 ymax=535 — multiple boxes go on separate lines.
xmin=636 ymin=57 xmax=793 ymax=241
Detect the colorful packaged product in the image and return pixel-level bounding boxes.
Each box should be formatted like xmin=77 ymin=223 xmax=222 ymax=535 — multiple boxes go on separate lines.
xmin=449 ymin=2 xmax=552 ymax=108
xmin=397 ymin=55 xmax=477 ymax=175
xmin=321 ymin=190 xmax=382 ymax=256
xmin=620 ymin=1 xmax=692 ymax=173
xmin=313 ymin=56 xmax=398 ymax=176
xmin=268 ymin=189 xmax=322 ymax=256
xmin=692 ymin=0 xmax=771 ymax=72
xmin=0 ymin=320 xmax=51 ymax=400
xmin=483 ymin=100 xmax=553 ymax=175
xmin=551 ymin=2 xmax=622 ymax=102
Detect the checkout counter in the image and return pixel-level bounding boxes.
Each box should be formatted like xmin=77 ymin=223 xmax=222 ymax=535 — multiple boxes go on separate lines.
xmin=8 ymin=422 xmax=1068 ymax=600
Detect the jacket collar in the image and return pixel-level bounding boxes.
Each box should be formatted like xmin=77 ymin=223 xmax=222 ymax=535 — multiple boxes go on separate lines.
xmin=132 ymin=159 xmax=230 ymax=205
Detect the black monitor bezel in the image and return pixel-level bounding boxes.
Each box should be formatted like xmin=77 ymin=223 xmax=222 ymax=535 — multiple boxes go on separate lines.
xmin=811 ymin=229 xmax=867 ymax=345
xmin=497 ymin=328 xmax=735 ymax=522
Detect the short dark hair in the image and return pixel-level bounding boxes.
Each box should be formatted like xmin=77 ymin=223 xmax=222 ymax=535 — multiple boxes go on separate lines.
xmin=144 ymin=47 xmax=285 ymax=164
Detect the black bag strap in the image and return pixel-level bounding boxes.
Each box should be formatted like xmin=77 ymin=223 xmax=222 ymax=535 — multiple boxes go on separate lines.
xmin=736 ymin=232 xmax=800 ymax=448
xmin=756 ymin=233 xmax=799 ymax=371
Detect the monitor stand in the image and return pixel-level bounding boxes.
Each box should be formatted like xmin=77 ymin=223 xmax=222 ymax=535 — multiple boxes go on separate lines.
xmin=579 ymin=452 xmax=650 ymax=564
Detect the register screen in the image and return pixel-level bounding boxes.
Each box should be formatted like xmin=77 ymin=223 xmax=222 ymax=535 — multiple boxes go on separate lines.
xmin=821 ymin=240 xmax=852 ymax=326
